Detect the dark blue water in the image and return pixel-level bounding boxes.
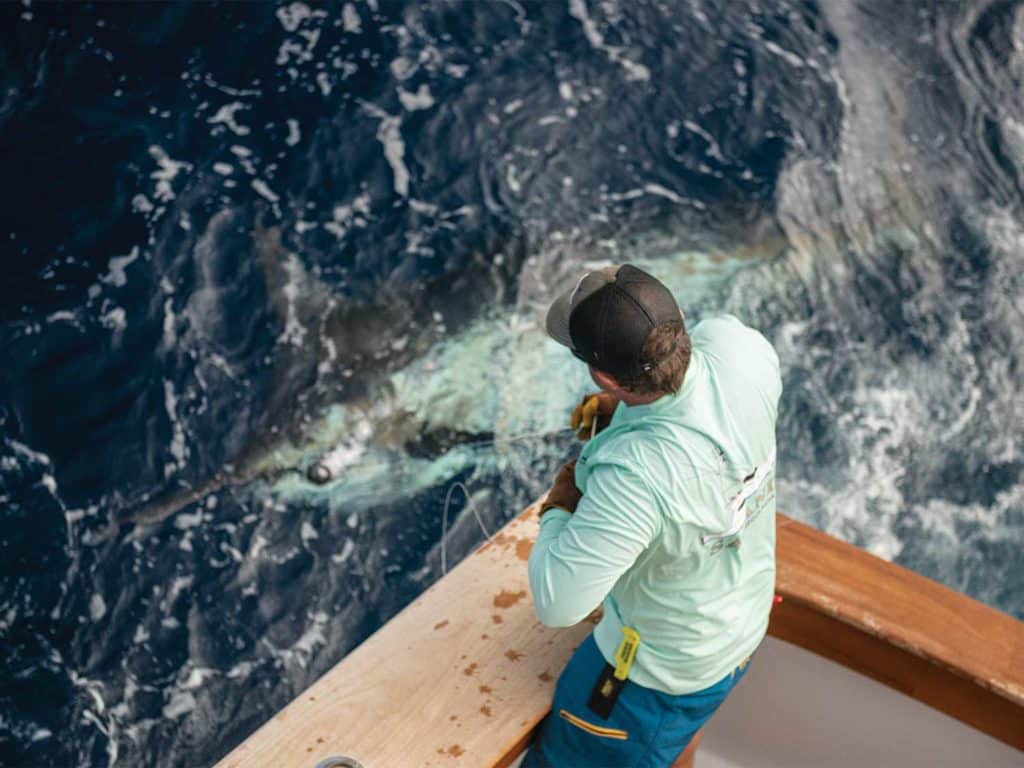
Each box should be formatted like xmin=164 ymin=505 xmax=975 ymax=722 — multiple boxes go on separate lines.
xmin=2 ymin=1 xmax=1022 ymax=765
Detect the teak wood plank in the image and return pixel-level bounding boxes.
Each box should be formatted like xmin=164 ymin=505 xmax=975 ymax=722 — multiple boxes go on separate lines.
xmin=216 ymin=505 xmax=590 ymax=768
xmin=774 ymin=515 xmax=1024 ymax=709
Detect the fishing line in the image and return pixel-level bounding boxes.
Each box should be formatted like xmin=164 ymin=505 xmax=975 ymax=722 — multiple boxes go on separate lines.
xmin=440 ymin=481 xmax=493 ymax=575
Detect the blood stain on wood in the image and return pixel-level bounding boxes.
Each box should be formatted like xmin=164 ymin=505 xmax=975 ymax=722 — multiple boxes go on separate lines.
xmin=493 ymin=589 xmax=526 ymax=608
xmin=463 ymin=662 xmax=478 ymax=676
xmin=480 ymin=704 xmax=492 ymax=717
xmin=479 ymin=684 xmax=493 ymax=694
xmin=491 ymin=614 xmax=504 ymax=624
xmin=515 ymin=539 xmax=533 ymax=561
xmin=434 ymin=620 xmax=449 ymax=630
xmin=538 ymin=671 xmax=553 ymax=682
xmin=505 ymin=649 xmax=524 ymax=661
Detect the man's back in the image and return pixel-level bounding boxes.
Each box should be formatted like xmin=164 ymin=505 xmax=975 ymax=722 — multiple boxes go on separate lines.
xmin=537 ymin=314 xmax=783 ymax=694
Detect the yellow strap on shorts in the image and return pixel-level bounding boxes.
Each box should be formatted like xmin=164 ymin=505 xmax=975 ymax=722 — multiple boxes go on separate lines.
xmin=613 ymin=626 xmax=640 ymax=681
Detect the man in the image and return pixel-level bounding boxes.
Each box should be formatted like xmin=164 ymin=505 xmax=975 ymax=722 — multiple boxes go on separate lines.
xmin=523 ymin=264 xmax=782 ymax=768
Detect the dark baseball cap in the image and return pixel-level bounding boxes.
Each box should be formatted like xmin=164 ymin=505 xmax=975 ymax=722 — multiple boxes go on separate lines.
xmin=545 ymin=264 xmax=683 ymax=380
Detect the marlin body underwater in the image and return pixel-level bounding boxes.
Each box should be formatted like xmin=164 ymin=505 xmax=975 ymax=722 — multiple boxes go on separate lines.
xmin=111 ymin=209 xmax=794 ymax=539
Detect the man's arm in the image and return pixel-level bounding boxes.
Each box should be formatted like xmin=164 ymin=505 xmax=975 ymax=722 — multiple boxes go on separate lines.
xmin=528 ymin=463 xmax=661 ymax=627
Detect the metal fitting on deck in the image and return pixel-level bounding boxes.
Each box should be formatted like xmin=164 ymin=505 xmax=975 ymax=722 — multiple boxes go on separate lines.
xmin=315 ymin=758 xmax=364 ymax=768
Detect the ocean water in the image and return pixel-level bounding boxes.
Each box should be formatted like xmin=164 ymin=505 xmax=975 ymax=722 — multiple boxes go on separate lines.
xmin=1 ymin=1 xmax=1022 ymax=765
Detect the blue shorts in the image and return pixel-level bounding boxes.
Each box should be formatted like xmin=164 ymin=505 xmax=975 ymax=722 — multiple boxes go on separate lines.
xmin=522 ymin=634 xmax=752 ymax=768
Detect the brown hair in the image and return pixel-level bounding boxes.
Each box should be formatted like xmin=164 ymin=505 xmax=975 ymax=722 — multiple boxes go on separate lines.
xmin=619 ymin=320 xmax=691 ymax=396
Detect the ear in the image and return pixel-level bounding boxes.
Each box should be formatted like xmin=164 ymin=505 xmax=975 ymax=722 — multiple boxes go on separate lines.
xmin=589 ymin=366 xmax=623 ymax=394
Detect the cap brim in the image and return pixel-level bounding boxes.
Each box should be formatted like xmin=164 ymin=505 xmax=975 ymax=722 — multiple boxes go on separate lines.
xmin=545 ymin=288 xmax=575 ymax=349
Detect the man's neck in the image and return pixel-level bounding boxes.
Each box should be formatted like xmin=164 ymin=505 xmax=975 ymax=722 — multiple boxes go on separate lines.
xmin=617 ymin=390 xmax=665 ymax=407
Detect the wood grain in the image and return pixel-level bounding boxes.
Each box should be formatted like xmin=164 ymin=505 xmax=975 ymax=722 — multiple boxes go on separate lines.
xmin=774 ymin=516 xmax=1024 ymax=707
xmin=216 ymin=511 xmax=1024 ymax=768
xmin=216 ymin=504 xmax=592 ymax=768
xmin=772 ymin=516 xmax=1024 ymax=749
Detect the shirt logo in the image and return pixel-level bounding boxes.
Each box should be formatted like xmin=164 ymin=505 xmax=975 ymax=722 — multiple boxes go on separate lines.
xmin=701 ymin=448 xmax=776 ymax=554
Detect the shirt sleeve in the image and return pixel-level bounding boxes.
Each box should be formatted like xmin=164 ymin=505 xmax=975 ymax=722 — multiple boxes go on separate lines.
xmin=528 ymin=462 xmax=661 ymax=627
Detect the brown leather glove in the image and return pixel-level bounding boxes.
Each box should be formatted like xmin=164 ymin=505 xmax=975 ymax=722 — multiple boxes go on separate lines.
xmin=570 ymin=392 xmax=618 ymax=440
xmin=539 ymin=459 xmax=582 ymax=517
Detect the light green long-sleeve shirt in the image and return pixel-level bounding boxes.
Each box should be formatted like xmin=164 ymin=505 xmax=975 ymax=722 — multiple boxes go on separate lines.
xmin=529 ymin=314 xmax=782 ymax=694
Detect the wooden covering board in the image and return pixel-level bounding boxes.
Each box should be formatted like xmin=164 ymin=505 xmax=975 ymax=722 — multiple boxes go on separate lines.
xmin=216 ymin=504 xmax=589 ymax=768
xmin=218 ymin=510 xmax=1024 ymax=768
xmin=771 ymin=515 xmax=1024 ymax=749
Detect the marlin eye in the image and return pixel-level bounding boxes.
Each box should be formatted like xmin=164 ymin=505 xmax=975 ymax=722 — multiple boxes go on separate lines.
xmin=307 ymin=462 xmax=332 ymax=485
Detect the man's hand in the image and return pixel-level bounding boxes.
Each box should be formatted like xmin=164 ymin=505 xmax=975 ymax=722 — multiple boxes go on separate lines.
xmin=571 ymin=392 xmax=618 ymax=440
xmin=539 ymin=459 xmax=582 ymax=517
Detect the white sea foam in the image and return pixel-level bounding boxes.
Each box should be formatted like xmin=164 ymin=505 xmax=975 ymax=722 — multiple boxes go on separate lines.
xmin=148 ymin=146 xmax=192 ymax=203
xmin=161 ymin=691 xmax=195 ymax=720
xmin=100 ymin=306 xmax=126 ymax=339
xmin=332 ymin=538 xmax=355 ymax=563
xmin=363 ymin=103 xmax=410 ymax=196
xmin=208 ymin=102 xmax=251 ymax=136
xmin=390 ymin=56 xmax=415 ymax=81
xmin=163 ymin=380 xmax=188 ymax=478
xmin=161 ymin=297 xmax=176 ymax=350
xmin=567 ymin=0 xmax=650 ymax=82
xmin=279 ymin=253 xmax=307 ymax=346
xmin=131 ymin=194 xmax=153 ymax=214
xmin=277 ymin=28 xmax=321 ymax=66
xmin=285 ymin=118 xmax=301 ymax=146
xmin=251 ymin=179 xmax=280 ymax=203
xmin=398 ymin=84 xmax=434 ymax=111
xmin=682 ymin=120 xmax=726 ymax=162
xmin=300 ymin=521 xmax=318 ymax=544
xmin=290 ymin=611 xmax=329 ymax=662
xmin=276 ymin=2 xmax=314 ymax=32
xmin=102 ymin=246 xmax=139 ymax=287
xmin=262 ymin=611 xmax=330 ymax=670
xmin=173 ymin=510 xmax=203 ymax=530
xmin=159 ymin=576 xmax=194 ymax=617
xmin=8 ymin=438 xmax=50 ymax=466
xmin=89 ymin=594 xmax=107 ymax=621
xmin=323 ymin=191 xmax=371 ymax=240
xmin=316 ymin=72 xmax=332 ymax=96
xmin=342 ymin=3 xmax=361 ymax=33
